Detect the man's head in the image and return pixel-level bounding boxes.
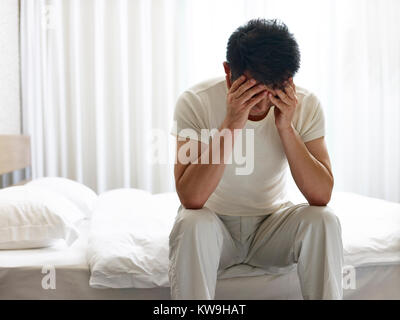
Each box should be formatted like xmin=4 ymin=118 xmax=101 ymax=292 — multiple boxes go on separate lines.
xmin=225 ymin=18 xmax=300 ymax=90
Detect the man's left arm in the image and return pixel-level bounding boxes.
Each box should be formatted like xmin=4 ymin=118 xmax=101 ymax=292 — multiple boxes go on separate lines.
xmin=269 ymin=79 xmax=334 ymax=206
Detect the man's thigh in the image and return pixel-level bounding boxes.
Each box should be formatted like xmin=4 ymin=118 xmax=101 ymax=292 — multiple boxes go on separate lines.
xmin=169 ymin=205 xmax=241 ymax=270
xmin=244 ymin=202 xmax=337 ymax=271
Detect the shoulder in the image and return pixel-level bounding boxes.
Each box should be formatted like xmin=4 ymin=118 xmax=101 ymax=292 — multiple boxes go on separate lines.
xmin=179 ymin=76 xmax=226 ymax=104
xmin=186 ymin=76 xmax=227 ymax=95
xmin=172 ymin=77 xmax=226 ymax=141
xmin=293 ymin=85 xmax=326 ymax=141
xmin=174 ymin=76 xmax=226 ymax=119
xmin=295 ymin=85 xmax=321 ymax=113
xmin=293 ymin=85 xmax=324 ymax=122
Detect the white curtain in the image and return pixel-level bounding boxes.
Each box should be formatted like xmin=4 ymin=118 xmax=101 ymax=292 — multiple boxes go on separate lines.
xmin=21 ymin=0 xmax=400 ymax=202
xmin=21 ymin=0 xmax=177 ymax=194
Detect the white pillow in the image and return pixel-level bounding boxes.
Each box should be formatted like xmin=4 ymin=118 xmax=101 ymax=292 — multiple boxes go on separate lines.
xmin=0 ymin=186 xmax=84 ymax=249
xmin=26 ymin=177 xmax=97 ymax=218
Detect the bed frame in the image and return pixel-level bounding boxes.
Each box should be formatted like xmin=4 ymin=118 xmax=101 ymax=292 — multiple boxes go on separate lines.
xmin=0 ymin=135 xmax=31 ymax=186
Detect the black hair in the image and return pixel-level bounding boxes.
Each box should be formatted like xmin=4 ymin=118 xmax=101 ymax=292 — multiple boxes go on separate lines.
xmin=226 ymin=18 xmax=300 ymax=89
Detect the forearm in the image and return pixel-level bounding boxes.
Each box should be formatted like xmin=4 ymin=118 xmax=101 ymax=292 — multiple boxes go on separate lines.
xmin=176 ymin=126 xmax=236 ymax=209
xmin=278 ymin=124 xmax=333 ymax=206
xmin=177 ymin=163 xmax=225 ymax=209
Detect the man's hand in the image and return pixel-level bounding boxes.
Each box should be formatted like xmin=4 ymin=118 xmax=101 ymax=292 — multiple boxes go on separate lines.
xmin=223 ymin=75 xmax=268 ymax=130
xmin=269 ymin=78 xmax=298 ymax=131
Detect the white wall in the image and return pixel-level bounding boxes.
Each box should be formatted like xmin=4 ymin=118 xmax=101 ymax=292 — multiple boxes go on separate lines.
xmin=0 ymin=0 xmax=20 ymax=134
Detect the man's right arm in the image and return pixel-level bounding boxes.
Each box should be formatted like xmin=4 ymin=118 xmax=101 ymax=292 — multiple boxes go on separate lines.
xmin=174 ymin=76 xmax=269 ymax=209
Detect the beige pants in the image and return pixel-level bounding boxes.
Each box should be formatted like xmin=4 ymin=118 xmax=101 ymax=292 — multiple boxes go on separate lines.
xmin=168 ymin=202 xmax=344 ymax=300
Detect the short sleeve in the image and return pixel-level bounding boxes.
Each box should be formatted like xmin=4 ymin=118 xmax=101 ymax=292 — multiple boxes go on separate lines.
xmin=297 ymin=93 xmax=326 ymax=143
xmin=170 ymin=90 xmax=210 ymax=144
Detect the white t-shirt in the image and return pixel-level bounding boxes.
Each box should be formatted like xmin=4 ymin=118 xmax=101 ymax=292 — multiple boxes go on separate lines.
xmin=171 ymin=76 xmax=325 ymax=216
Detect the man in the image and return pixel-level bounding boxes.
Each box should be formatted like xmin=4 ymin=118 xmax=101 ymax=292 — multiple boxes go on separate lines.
xmin=169 ymin=18 xmax=344 ymax=300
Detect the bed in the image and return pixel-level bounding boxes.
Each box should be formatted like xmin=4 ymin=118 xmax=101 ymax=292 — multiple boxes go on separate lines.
xmin=0 ymin=135 xmax=399 ymax=300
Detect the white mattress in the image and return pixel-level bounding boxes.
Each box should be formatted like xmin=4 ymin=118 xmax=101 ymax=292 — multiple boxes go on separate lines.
xmin=1 ymin=214 xmax=400 ymax=299
xmin=2 ymin=186 xmax=400 ymax=299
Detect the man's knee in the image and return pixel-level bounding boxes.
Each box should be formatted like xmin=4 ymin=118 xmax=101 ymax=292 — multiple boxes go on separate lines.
xmin=177 ymin=206 xmax=218 ymax=229
xmin=169 ymin=206 xmax=222 ymax=258
xmin=170 ymin=206 xmax=219 ymax=241
xmin=299 ymin=205 xmax=341 ymax=233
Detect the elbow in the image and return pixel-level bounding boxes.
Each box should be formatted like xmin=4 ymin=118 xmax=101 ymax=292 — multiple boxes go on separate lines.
xmin=308 ymin=198 xmax=330 ymax=207
xmin=177 ymin=188 xmax=207 ymax=210
xmin=308 ymin=184 xmax=333 ymax=207
xmin=180 ymin=197 xmax=206 ymax=210
xmin=182 ymin=202 xmax=205 ymax=210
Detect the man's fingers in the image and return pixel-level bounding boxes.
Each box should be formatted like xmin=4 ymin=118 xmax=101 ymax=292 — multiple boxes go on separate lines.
xmin=229 ymin=75 xmax=246 ymax=93
xmin=244 ymin=90 xmax=268 ymax=111
xmin=284 ymin=79 xmax=298 ymax=105
xmin=239 ymin=84 xmax=268 ymax=104
xmin=269 ymin=93 xmax=288 ymax=111
xmin=233 ymin=78 xmax=258 ymax=99
xmin=275 ymin=89 xmax=292 ymax=105
xmin=284 ymin=84 xmax=296 ymax=100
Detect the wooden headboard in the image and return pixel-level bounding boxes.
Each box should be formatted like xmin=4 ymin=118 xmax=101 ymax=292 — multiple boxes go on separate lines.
xmin=0 ymin=135 xmax=31 ymax=177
